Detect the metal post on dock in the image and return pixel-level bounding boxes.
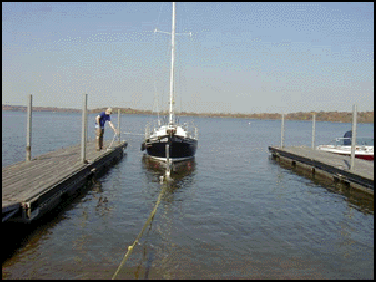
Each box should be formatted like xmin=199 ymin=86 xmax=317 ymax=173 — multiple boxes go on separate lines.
xmin=350 ymin=104 xmax=357 ymax=171
xmin=311 ymin=112 xmax=316 ymax=149
xmin=81 ymin=94 xmax=88 ymax=164
xmin=26 ymin=94 xmax=32 ymax=161
xmin=118 ymin=109 xmax=121 ymax=144
xmin=280 ymin=113 xmax=285 ymax=149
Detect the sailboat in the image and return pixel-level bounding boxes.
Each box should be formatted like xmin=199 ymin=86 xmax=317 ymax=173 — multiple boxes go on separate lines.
xmin=141 ymin=2 xmax=198 ymax=164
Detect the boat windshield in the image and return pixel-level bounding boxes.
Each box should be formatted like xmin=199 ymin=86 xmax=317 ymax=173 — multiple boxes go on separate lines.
xmin=331 ymin=138 xmax=374 ymax=146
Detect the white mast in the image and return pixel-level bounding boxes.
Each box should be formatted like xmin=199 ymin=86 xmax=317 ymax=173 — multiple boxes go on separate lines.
xmin=168 ymin=2 xmax=176 ymax=125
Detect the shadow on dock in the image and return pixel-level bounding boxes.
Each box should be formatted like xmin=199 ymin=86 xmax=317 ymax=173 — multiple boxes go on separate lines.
xmin=34 ymin=152 xmax=78 ymax=160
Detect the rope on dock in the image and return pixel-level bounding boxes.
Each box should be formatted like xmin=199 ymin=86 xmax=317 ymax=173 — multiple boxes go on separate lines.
xmin=111 ymin=185 xmax=165 ymax=280
xmin=121 ymin=132 xmax=144 ymax=136
xmin=106 ymin=131 xmax=144 ymax=151
xmin=107 ymin=133 xmax=120 ymax=152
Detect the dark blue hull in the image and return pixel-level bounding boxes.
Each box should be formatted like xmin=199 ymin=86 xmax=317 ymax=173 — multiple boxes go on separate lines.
xmin=142 ymin=136 xmax=197 ymax=159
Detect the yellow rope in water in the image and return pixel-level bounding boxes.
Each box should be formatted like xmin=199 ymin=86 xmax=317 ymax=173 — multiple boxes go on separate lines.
xmin=112 ymin=186 xmax=165 ymax=280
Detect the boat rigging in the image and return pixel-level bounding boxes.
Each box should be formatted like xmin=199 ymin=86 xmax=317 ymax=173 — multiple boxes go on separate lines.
xmin=141 ymin=2 xmax=198 ymax=167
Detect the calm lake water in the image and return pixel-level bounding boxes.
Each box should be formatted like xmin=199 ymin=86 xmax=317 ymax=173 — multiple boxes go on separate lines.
xmin=2 ymin=111 xmax=374 ymax=279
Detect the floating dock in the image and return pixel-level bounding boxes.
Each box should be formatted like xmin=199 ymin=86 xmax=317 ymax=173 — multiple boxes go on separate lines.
xmin=269 ymin=146 xmax=374 ymax=194
xmin=2 ymin=140 xmax=127 ymax=223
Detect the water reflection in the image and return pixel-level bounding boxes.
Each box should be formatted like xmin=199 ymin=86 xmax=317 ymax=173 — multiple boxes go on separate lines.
xmin=92 ymin=180 xmax=113 ymax=215
xmin=118 ymin=155 xmax=197 ymax=279
xmin=269 ymin=156 xmax=374 ymax=215
xmin=142 ymin=154 xmax=196 ymax=186
xmin=2 ymin=175 xmax=112 ymax=273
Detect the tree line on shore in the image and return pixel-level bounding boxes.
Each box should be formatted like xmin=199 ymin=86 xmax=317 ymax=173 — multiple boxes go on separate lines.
xmin=2 ymin=104 xmax=374 ymax=124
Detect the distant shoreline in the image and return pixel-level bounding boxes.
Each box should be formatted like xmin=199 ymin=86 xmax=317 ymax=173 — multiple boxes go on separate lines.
xmin=2 ymin=104 xmax=374 ymax=124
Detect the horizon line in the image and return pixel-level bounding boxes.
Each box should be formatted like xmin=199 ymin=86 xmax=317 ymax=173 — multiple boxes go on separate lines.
xmin=2 ymin=104 xmax=374 ymax=115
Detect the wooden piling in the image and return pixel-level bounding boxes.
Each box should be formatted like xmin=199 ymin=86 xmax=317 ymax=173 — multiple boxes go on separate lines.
xmin=81 ymin=94 xmax=88 ymax=164
xmin=350 ymin=104 xmax=357 ymax=171
xmin=118 ymin=109 xmax=121 ymax=144
xmin=280 ymin=113 xmax=285 ymax=149
xmin=26 ymin=94 xmax=32 ymax=161
xmin=311 ymin=112 xmax=316 ymax=150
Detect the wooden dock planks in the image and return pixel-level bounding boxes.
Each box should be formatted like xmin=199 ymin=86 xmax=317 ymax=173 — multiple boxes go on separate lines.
xmin=2 ymin=140 xmax=127 ymax=221
xmin=269 ymin=145 xmax=374 ymax=191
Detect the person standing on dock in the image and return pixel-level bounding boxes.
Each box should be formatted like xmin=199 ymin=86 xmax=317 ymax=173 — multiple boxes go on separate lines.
xmin=95 ymin=108 xmax=118 ymax=150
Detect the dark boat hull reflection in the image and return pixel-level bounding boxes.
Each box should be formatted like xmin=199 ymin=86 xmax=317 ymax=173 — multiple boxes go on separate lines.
xmin=142 ymin=154 xmax=195 ymax=179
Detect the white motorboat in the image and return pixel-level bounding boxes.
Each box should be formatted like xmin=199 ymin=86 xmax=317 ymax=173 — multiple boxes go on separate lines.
xmin=317 ymin=131 xmax=374 ymax=161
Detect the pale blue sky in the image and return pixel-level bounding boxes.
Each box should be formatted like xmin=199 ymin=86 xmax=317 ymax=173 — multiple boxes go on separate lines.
xmin=2 ymin=2 xmax=374 ymax=114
